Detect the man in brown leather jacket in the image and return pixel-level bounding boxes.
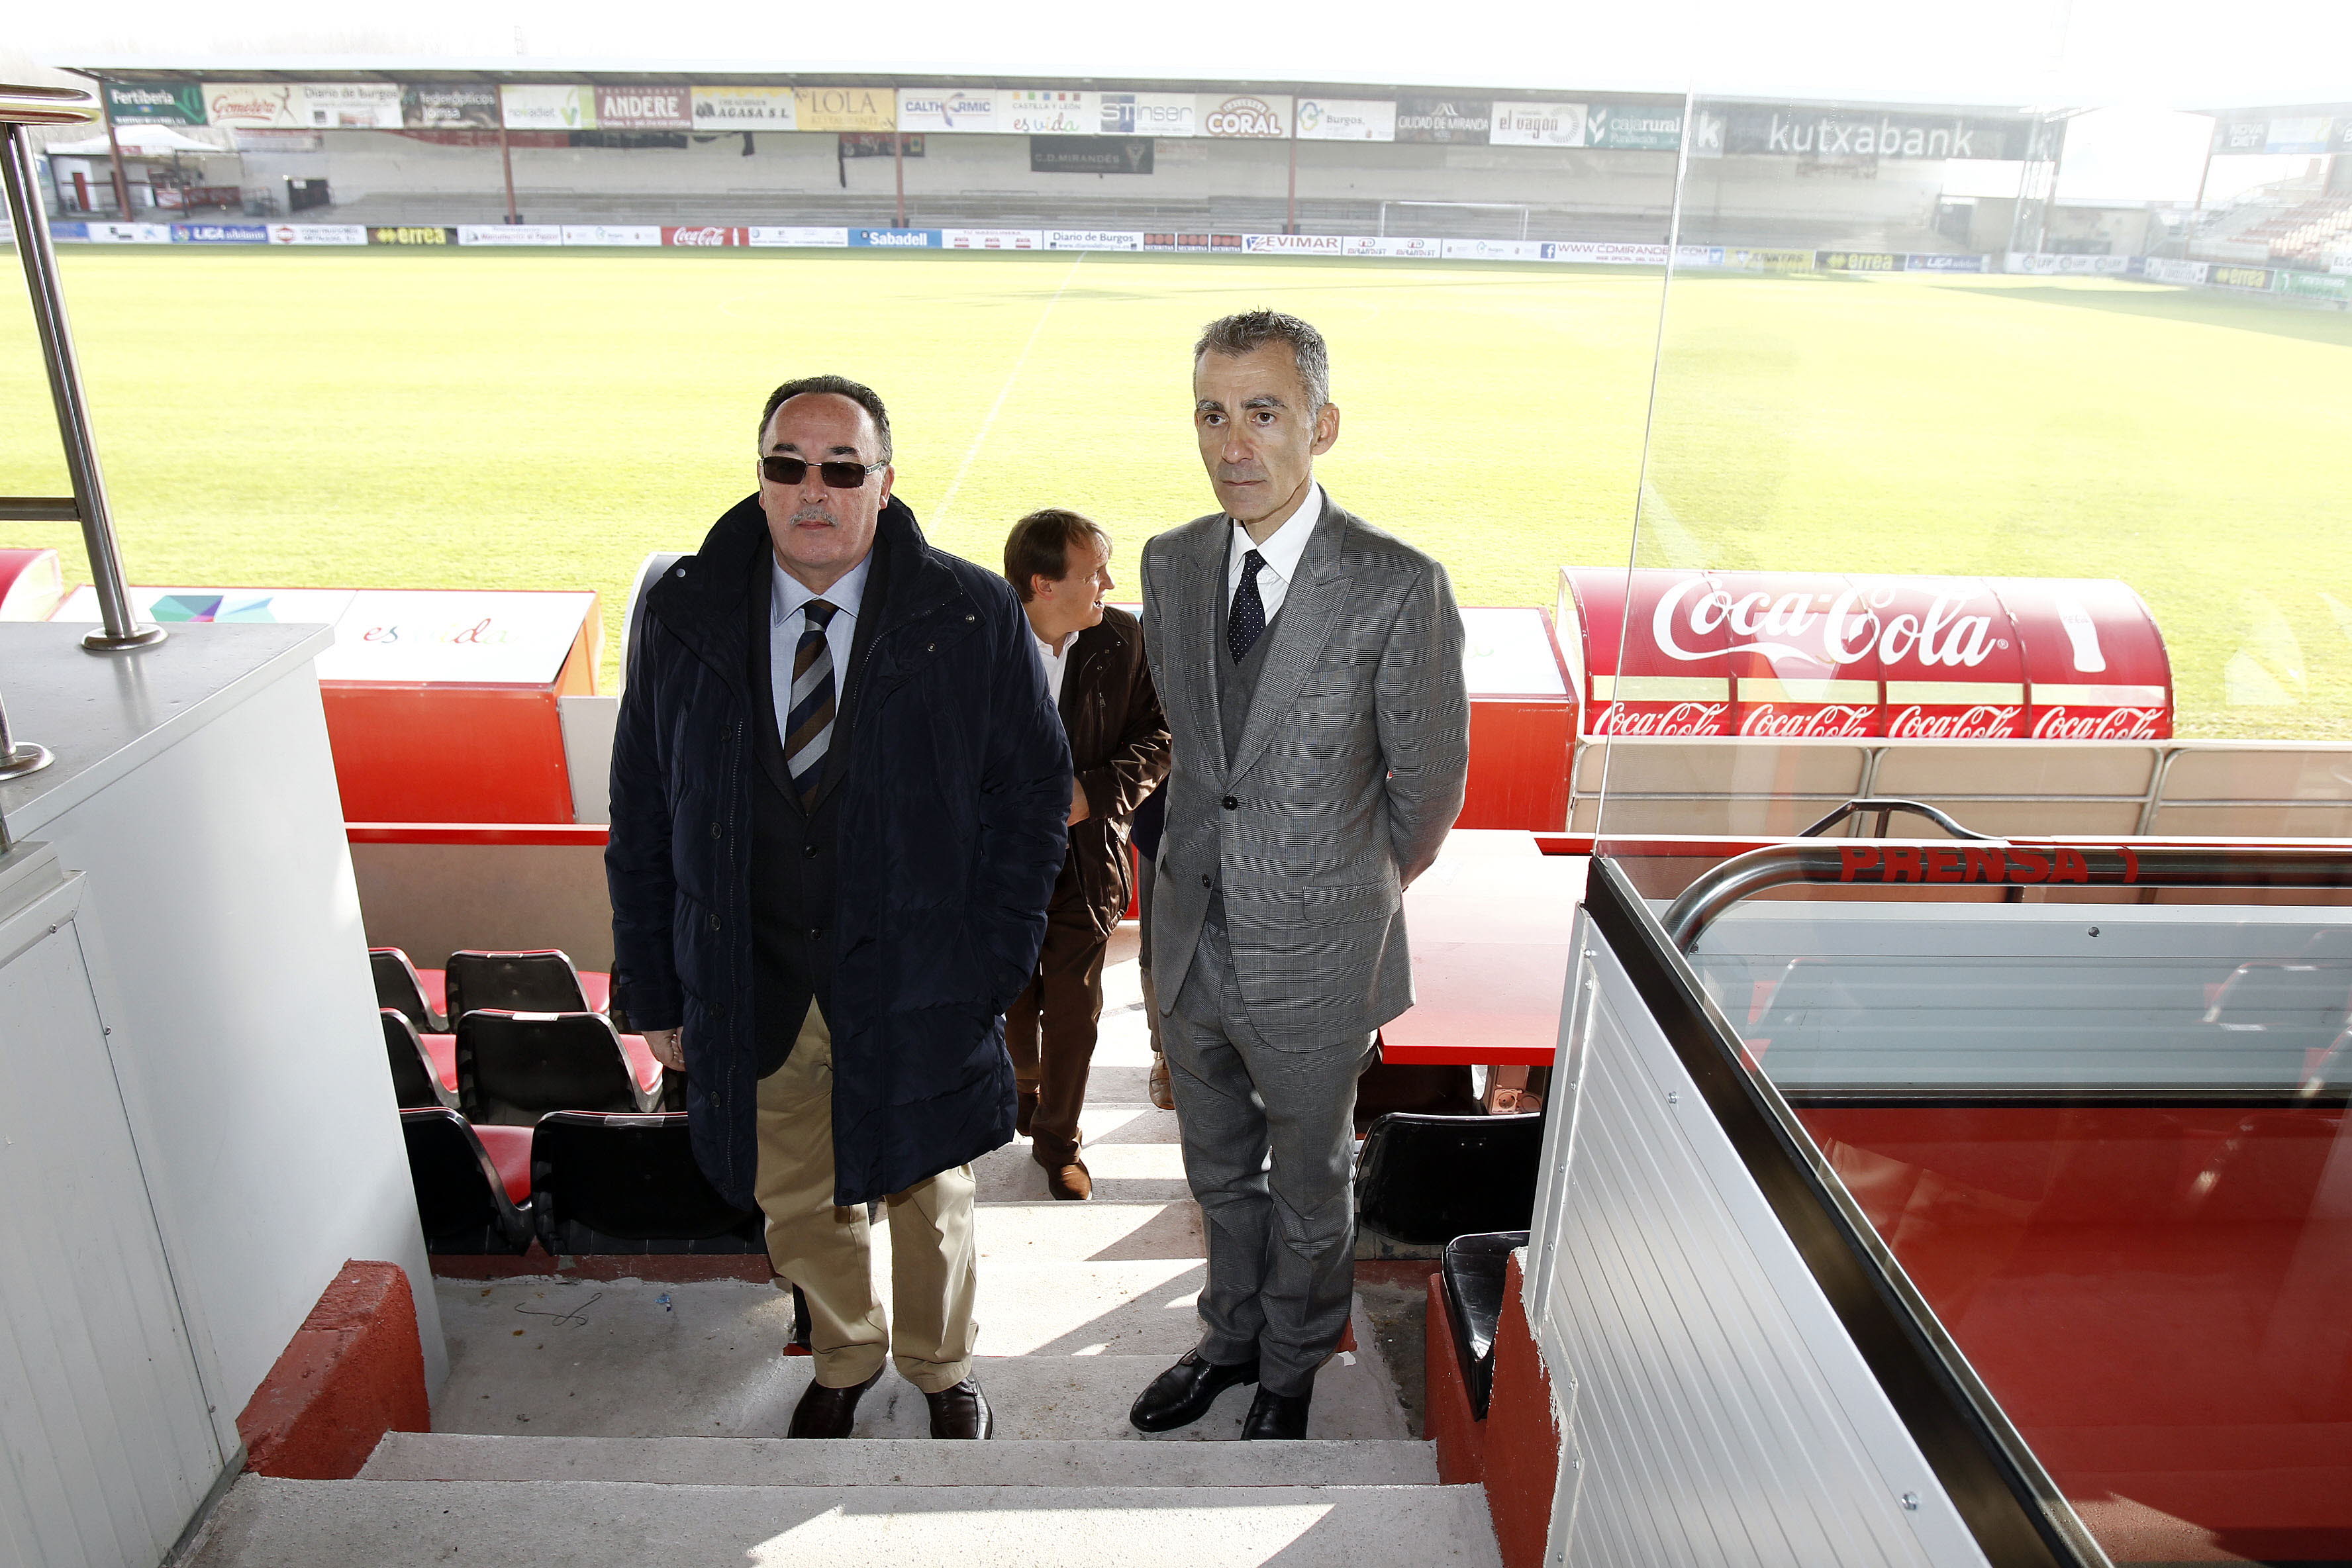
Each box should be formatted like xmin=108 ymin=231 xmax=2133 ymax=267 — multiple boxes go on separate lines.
xmin=1003 ymin=509 xmax=1172 ymax=1200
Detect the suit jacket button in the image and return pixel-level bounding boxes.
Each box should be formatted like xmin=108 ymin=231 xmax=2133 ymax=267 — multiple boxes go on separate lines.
xmin=709 ymin=912 xmax=722 ymax=932
xmin=1222 ymin=795 xmax=1238 ymax=810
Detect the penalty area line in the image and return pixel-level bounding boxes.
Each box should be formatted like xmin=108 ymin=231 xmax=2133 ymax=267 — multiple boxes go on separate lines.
xmin=934 ymin=251 xmax=1087 ymax=526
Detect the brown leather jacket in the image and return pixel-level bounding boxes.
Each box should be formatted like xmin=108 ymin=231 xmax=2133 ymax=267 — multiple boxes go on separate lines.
xmin=1050 ymin=606 xmax=1171 ymax=936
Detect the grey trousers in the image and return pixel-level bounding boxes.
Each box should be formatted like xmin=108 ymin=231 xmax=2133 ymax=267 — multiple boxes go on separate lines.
xmin=1161 ymin=913 xmax=1369 ymax=1395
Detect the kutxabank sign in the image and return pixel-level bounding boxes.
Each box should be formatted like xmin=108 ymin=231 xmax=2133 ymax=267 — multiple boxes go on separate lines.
xmin=1724 ymin=106 xmax=2030 ymax=160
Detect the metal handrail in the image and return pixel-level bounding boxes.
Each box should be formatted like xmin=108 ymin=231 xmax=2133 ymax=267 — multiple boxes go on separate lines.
xmin=1798 ymin=796 xmax=1998 ymax=841
xmin=1661 ymin=838 xmax=2352 ymax=951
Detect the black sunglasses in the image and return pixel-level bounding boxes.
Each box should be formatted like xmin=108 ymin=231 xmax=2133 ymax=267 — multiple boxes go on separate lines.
xmin=761 ymin=454 xmax=885 ymax=489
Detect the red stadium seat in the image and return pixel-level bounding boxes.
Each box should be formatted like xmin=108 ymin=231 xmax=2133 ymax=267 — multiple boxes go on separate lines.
xmin=528 ymin=1112 xmax=764 ymax=1255
xmin=399 ymin=1107 xmax=532 ymax=1254
xmin=381 ymin=1008 xmax=460 ymax=1111
xmin=445 ymin=949 xmax=611 ymax=1022
xmin=371 ymin=946 xmax=448 ymax=1033
xmin=457 ymin=1010 xmax=663 ymax=1125
xmin=473 ymin=1123 xmax=534 ymax=1206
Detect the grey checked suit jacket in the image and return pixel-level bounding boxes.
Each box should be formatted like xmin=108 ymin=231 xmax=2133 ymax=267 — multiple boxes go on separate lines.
xmin=1139 ymin=496 xmax=1470 ymax=1048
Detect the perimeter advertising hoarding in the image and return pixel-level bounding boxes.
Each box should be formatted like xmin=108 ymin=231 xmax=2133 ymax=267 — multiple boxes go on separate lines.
xmin=1444 ymin=238 xmax=1545 ymax=261
xmin=1242 ymin=233 xmax=1343 ymax=254
xmin=170 ymin=222 xmax=267 ymax=244
xmin=944 ymin=228 xmax=1044 ymax=249
xmin=566 ymin=225 xmax=663 ymax=245
xmin=595 ymin=86 xmax=691 ymax=131
xmin=2141 ymin=257 xmax=2211 ymax=285
xmin=299 ymin=83 xmax=403 ymax=129
xmin=1726 ymin=106 xmax=2025 ymax=160
xmin=1343 ymin=235 xmax=1442 ymax=258
xmin=749 ymin=226 xmax=850 ymax=247
xmin=1099 ymin=93 xmax=1195 ymax=138
xmin=2280 ymin=270 xmax=2351 ymax=302
xmin=850 ymin=228 xmax=939 ymax=247
xmin=2006 ymin=252 xmax=2129 ymax=275
xmin=1490 ymin=102 xmax=1586 ymax=147
xmin=1004 ymin=91 xmax=1094 ymax=135
xmin=1818 ymin=250 xmax=1902 ymax=272
xmin=1542 ymin=242 xmax=1726 ymax=267
xmin=457 ymin=224 xmax=565 ymax=246
xmin=1726 ymin=246 xmax=1816 ymax=271
xmin=1394 ymin=97 xmax=1488 ymax=144
xmin=368 ymin=225 xmax=458 ymax=245
xmin=1197 ymin=95 xmax=1291 ymax=138
xmin=795 ymin=87 xmax=895 ymax=132
xmin=1905 ymin=253 xmax=1986 ymax=272
xmin=2208 ymin=264 xmax=2276 ymax=291
xmin=692 ymin=87 xmax=798 ymax=130
xmin=1295 ymin=99 xmax=1395 ymax=142
xmin=105 ymin=82 xmax=206 ymax=125
xmin=502 ymin=85 xmax=597 ymax=130
xmin=1032 ymin=136 xmax=1152 ymax=174
xmin=1582 ymin=104 xmax=1683 ymax=151
xmin=658 ymin=226 xmax=745 ymax=246
xmin=84 ymin=222 xmax=175 ymax=243
xmin=201 ymin=83 xmax=306 ymax=130
xmin=403 ymin=83 xmax=499 ymax=130
xmin=897 ymin=89 xmax=996 ymax=134
xmin=1046 ymin=230 xmax=1143 ymax=250
xmin=1144 ymin=233 xmax=1242 ymax=252
xmin=269 ymin=224 xmax=367 ymax=245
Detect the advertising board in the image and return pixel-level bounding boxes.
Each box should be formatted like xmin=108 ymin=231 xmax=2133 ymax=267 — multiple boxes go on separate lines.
xmin=1905 ymin=252 xmax=1988 ymax=272
xmin=1490 ymin=102 xmax=1586 ymax=147
xmin=1243 ymin=233 xmax=1343 ymax=254
xmin=1099 ymin=93 xmax=1195 ymax=138
xmin=594 ymin=85 xmax=691 ymax=131
xmin=1144 ymin=232 xmax=1242 ymax=252
xmin=201 ymin=83 xmax=306 ymax=130
xmin=1032 ymin=136 xmax=1153 ymax=174
xmin=171 ymin=222 xmax=267 ymax=244
xmin=2278 ymin=270 xmax=2350 ymax=303
xmin=748 ymin=226 xmax=850 ymax=247
xmin=403 ymin=83 xmax=499 ymax=130
xmin=1295 ymin=99 xmax=1396 ymax=142
xmin=501 ymin=84 xmax=597 ymax=130
xmin=2006 ymin=252 xmax=2130 ymax=275
xmin=564 ymin=225 xmax=662 ymax=245
xmin=2140 ymin=257 xmax=2210 ymax=285
xmin=457 ymin=224 xmax=565 ymax=246
xmin=1342 ymin=235 xmax=1442 ymax=258
xmin=1443 ymin=238 xmax=1545 ymax=261
xmin=269 ymin=224 xmax=367 ymax=245
xmin=2216 ymin=115 xmax=2342 ymax=155
xmin=794 ymin=87 xmax=894 ymax=132
xmin=84 ymin=222 xmax=175 ymax=243
xmin=943 ymin=228 xmax=1044 ymax=249
xmin=1004 ymin=91 xmax=1094 ymax=135
xmin=299 ymin=83 xmax=403 ymax=129
xmin=897 ymin=88 xmax=996 ymax=134
xmin=1725 ymin=247 xmax=1815 ymax=271
xmin=691 ymin=86 xmax=798 ymax=130
xmin=1583 ymin=104 xmax=1683 ymax=151
xmin=1726 ymin=107 xmax=2026 ymax=160
xmin=1197 ymin=95 xmax=1291 ymax=138
xmin=1817 ymin=250 xmax=1902 ymax=272
xmin=105 ymin=82 xmax=206 ymax=125
xmin=1045 ymin=230 xmax=1144 ymax=251
xmin=850 ymin=228 xmax=939 ymax=247
xmin=1394 ymin=97 xmax=1488 ymax=144
xmin=658 ymin=226 xmax=744 ymax=246
xmin=368 ymin=225 xmax=458 ymax=245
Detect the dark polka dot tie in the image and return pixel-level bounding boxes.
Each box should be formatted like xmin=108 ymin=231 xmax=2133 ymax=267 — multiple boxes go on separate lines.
xmin=1227 ymin=550 xmax=1267 ymax=663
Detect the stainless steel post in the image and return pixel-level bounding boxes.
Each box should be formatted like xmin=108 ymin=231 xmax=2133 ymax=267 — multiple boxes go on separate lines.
xmin=0 ymin=687 xmax=54 ymax=781
xmin=1 ymin=113 xmax=165 ymax=652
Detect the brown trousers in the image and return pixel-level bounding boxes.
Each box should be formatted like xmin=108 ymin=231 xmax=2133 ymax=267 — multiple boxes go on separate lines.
xmin=1004 ymin=905 xmax=1109 ymax=1166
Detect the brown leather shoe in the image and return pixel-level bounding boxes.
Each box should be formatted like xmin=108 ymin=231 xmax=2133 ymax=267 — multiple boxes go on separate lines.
xmin=787 ymin=1363 xmax=883 ymax=1438
xmin=1044 ymin=1158 xmax=1092 ymax=1201
xmin=1148 ymin=1053 xmax=1175 ymax=1111
xmin=1016 ymin=1086 xmax=1039 ymax=1138
xmin=926 ymin=1377 xmax=993 ymax=1438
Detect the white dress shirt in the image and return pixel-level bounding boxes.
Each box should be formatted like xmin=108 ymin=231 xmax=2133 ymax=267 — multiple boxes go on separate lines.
xmin=1033 ymin=628 xmax=1073 ymax=704
xmin=770 ymin=550 xmax=871 ymax=742
xmin=1226 ymin=481 xmax=1324 ymax=625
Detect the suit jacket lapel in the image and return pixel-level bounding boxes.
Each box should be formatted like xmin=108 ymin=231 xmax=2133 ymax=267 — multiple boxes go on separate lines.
xmin=1228 ymin=504 xmax=1349 ymax=784
xmin=1189 ymin=519 xmax=1230 ymax=787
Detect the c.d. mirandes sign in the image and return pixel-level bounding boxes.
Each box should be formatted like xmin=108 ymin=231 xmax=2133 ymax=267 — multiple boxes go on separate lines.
xmin=1557 ymin=567 xmax=2170 ymax=741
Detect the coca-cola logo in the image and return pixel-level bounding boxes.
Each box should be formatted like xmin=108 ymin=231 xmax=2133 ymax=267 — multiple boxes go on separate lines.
xmin=1591 ymin=701 xmax=1726 ymax=736
xmin=2030 ymin=706 xmax=2164 ymax=741
xmin=1651 ymin=576 xmax=1998 ymax=670
xmin=1738 ymin=704 xmax=1876 ymax=738
xmin=667 ymin=227 xmax=732 ymax=246
xmin=1886 ymin=704 xmax=2022 ymax=739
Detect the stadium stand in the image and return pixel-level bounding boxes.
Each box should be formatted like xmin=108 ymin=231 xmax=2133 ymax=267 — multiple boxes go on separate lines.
xmin=380 ymin=1008 xmax=459 ymax=1111
xmin=444 ymin=948 xmax=611 ymax=1022
xmin=456 ymin=1010 xmax=663 ymax=1124
xmin=527 ymin=1112 xmax=765 ymax=1255
xmin=399 ymin=1107 xmax=534 ymax=1254
xmin=368 ymin=946 xmax=446 ymax=1032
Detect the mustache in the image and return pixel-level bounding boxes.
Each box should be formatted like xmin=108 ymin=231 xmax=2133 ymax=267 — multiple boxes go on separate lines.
xmin=790 ymin=507 xmax=838 ymax=526
xmin=1215 ymin=466 xmax=1267 ymax=484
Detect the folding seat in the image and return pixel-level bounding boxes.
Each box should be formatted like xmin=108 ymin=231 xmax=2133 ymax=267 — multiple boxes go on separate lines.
xmin=400 ymin=1107 xmax=533 ymax=1254
xmin=528 ymin=1112 xmax=765 ymax=1255
xmin=382 ymin=1008 xmax=459 ymax=1111
xmin=1441 ymin=1230 xmax=1530 ymax=1418
xmin=444 ymin=949 xmax=611 ymax=1022
xmin=1353 ymin=1110 xmax=1545 ymax=1250
xmin=371 ymin=946 xmax=447 ymax=1032
xmin=458 ymin=1010 xmax=663 ymax=1125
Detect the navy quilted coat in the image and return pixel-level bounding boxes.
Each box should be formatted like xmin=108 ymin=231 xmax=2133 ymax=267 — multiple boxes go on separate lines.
xmin=606 ymin=493 xmax=1070 ymax=1207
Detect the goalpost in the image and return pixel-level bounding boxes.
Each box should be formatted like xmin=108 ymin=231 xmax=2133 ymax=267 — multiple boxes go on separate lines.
xmin=1377 ymin=199 xmax=1533 ymax=239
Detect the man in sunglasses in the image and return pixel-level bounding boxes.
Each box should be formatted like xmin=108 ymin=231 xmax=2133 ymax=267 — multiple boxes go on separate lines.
xmin=1129 ymin=311 xmax=1469 ymax=1441
xmin=608 ymin=374 xmax=1071 ymax=1442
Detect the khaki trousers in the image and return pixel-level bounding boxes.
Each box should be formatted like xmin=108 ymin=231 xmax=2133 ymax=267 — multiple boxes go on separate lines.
xmin=754 ymin=1004 xmax=978 ymax=1394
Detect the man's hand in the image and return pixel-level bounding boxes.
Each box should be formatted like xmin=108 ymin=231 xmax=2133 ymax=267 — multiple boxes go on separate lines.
xmin=1067 ymin=779 xmax=1091 ymax=826
xmin=643 ymin=1027 xmax=685 ymax=1073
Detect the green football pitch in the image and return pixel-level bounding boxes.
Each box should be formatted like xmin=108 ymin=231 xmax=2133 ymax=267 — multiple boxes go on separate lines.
xmin=1 ymin=246 xmax=2347 ymax=738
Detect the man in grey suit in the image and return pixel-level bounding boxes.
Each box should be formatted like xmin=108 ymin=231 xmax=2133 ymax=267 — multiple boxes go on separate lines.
xmin=1128 ymin=310 xmax=1469 ymax=1440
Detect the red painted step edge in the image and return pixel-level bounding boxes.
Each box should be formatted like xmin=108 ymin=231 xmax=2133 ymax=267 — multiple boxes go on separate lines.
xmin=236 ymin=1259 xmax=428 ymax=1479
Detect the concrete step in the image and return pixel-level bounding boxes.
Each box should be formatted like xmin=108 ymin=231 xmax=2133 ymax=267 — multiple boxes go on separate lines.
xmin=191 ymin=1476 xmax=1502 ymax=1567
xmin=432 ymin=1342 xmax=1412 ymax=1442
xmin=361 ymin=1432 xmax=1440 ymax=1487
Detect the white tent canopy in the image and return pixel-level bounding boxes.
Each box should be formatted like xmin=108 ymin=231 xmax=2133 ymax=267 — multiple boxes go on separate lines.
xmin=42 ymin=123 xmax=228 ymax=157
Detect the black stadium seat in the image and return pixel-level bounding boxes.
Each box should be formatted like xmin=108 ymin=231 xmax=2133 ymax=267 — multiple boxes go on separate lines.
xmin=530 ymin=1112 xmax=765 ymax=1255
xmin=1442 ymin=1230 xmax=1530 ymax=1418
xmin=446 ymin=949 xmax=611 ymax=1022
xmin=1353 ymin=1110 xmax=1545 ymax=1248
xmin=382 ymin=1008 xmax=459 ymax=1110
xmin=371 ymin=946 xmax=447 ymax=1032
xmin=401 ymin=1107 xmax=533 ymax=1254
xmin=458 ymin=1010 xmax=663 ymax=1125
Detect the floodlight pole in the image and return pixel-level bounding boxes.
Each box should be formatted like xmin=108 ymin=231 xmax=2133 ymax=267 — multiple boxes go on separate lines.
xmin=0 ymin=119 xmax=165 ymax=650
xmin=893 ymin=131 xmax=906 ymax=229
xmin=499 ymin=122 xmax=520 ymax=223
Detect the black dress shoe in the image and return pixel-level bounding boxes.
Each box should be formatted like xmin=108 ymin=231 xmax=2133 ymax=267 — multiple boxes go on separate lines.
xmin=1128 ymin=1349 xmax=1259 ymax=1433
xmin=926 ymin=1377 xmax=993 ymax=1439
xmin=787 ymin=1363 xmax=884 ymax=1438
xmin=1241 ymin=1384 xmax=1312 ymax=1440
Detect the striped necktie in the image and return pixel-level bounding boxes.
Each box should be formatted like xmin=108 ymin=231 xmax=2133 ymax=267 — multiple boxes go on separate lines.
xmin=785 ymin=599 xmax=838 ymax=808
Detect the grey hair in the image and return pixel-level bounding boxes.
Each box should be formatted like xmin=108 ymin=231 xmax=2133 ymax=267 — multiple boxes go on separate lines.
xmin=759 ymin=373 xmax=893 ymax=464
xmin=1193 ymin=309 xmax=1330 ymax=411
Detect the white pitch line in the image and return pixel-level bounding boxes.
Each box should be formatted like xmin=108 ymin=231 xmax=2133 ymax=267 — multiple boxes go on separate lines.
xmin=934 ymin=252 xmax=1087 ymax=526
